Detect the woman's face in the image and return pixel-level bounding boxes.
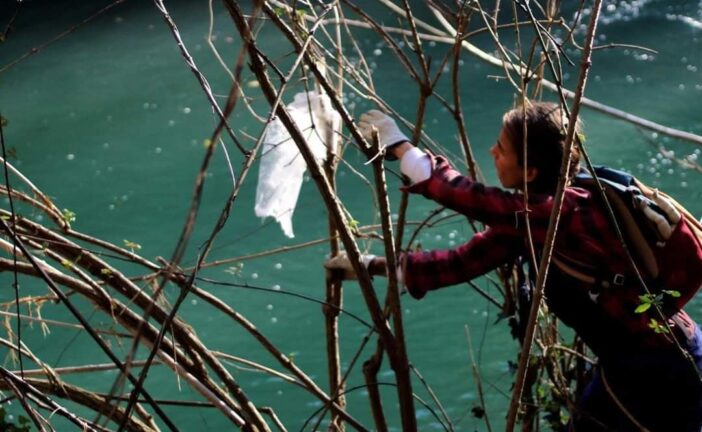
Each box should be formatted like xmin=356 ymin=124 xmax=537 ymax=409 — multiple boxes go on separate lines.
xmin=490 ymin=127 xmax=536 ymax=189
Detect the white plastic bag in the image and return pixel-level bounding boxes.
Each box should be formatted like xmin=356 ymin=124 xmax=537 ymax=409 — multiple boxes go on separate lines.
xmin=255 ymin=92 xmax=340 ymax=238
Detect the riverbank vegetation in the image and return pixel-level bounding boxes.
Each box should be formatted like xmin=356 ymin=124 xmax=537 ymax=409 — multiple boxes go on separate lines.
xmin=1 ymin=1 xmax=700 ymax=431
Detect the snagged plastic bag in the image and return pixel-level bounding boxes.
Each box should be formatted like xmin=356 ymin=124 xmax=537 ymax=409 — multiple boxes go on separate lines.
xmin=255 ymin=92 xmax=340 ymax=237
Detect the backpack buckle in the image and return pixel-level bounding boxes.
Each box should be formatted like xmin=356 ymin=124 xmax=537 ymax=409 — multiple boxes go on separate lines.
xmin=613 ymin=274 xmax=626 ymax=286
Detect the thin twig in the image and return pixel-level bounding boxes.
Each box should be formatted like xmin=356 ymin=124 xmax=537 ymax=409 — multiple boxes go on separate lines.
xmin=505 ymin=2 xmax=603 ymax=429
xmin=464 ymin=326 xmax=492 ymax=432
xmin=0 ymin=224 xmax=178 ymax=430
xmin=0 ymin=0 xmax=127 ymax=74
xmin=370 ymin=130 xmax=417 ymax=431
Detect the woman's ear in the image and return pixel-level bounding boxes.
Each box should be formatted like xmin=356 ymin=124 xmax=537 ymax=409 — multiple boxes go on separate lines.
xmin=525 ymin=166 xmax=538 ymax=183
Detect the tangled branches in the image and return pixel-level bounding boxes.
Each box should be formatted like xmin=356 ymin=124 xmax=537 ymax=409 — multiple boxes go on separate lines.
xmin=0 ymin=1 xmax=700 ymax=431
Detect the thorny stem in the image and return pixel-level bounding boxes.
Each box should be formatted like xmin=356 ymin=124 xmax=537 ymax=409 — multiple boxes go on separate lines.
xmin=0 ymin=225 xmax=178 ymax=430
xmin=370 ymin=131 xmax=417 ymax=431
xmin=528 ymin=0 xmax=700 ymax=382
xmin=409 ymin=364 xmax=455 ymax=432
xmin=118 ymin=2 xmax=270 ymax=430
xmin=2 ymin=371 xmax=47 ymax=431
xmin=230 ymin=4 xmax=424 ymax=432
xmin=0 ymin=371 xmax=153 ymax=431
xmin=318 ymin=8 xmax=347 ymax=427
xmin=422 ymin=5 xmax=702 ymax=147
xmin=1 ymin=1 xmax=22 ymax=41
xmin=505 ymin=1 xmax=603 ymax=429
xmin=363 ymin=341 xmax=388 ymax=432
xmin=307 ymin=328 xmax=374 ymax=432
xmin=0 ymin=367 xmax=99 ymax=431
xmin=0 ymin=115 xmax=23 ymax=379
xmin=450 ymin=4 xmax=480 ymax=180
xmin=0 ymin=211 xmax=250 ymax=427
xmin=464 ymin=326 xmax=492 ymax=432
xmin=3 ymin=2 xmax=702 ymax=431
xmin=186 ymin=284 xmax=367 ymax=430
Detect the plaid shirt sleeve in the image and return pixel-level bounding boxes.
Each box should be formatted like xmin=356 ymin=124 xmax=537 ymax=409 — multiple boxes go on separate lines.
xmin=401 ymin=155 xmax=634 ymax=295
xmin=403 ymin=229 xmax=523 ymax=299
xmin=406 ymin=155 xmax=638 ymax=267
xmin=405 ymin=155 xmax=561 ymax=241
xmin=401 ymin=153 xmax=701 ymax=349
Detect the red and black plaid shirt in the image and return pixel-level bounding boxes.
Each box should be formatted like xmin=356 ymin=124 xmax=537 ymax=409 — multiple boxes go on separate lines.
xmin=403 ymin=155 xmax=630 ymax=295
xmin=402 ymin=155 xmax=695 ymax=352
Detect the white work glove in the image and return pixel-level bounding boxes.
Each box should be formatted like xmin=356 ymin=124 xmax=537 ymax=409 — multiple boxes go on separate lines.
xmin=324 ymin=251 xmax=408 ymax=296
xmin=324 ymin=251 xmax=376 ymax=280
xmin=358 ymin=110 xmax=409 ymax=160
xmin=641 ymin=190 xmax=681 ymax=242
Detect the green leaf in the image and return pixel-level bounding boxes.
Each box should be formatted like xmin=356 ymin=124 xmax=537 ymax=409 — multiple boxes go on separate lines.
xmin=663 ymin=290 xmax=682 ymax=298
xmin=61 ymin=259 xmax=73 ymax=269
xmin=647 ymin=318 xmax=670 ymax=334
xmin=635 ymin=303 xmax=651 ymax=314
xmin=61 ymin=208 xmax=76 ymax=223
xmin=123 ymin=240 xmax=141 ymax=252
xmin=100 ymin=268 xmax=113 ymax=275
xmin=638 ymin=294 xmax=652 ymax=303
xmin=536 ymin=384 xmax=546 ymax=399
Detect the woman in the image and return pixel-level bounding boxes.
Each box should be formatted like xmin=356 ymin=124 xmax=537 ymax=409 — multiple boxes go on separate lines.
xmin=328 ymin=102 xmax=702 ymax=430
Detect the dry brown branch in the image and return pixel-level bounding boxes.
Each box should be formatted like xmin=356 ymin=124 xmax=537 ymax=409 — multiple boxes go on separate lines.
xmin=506 ymin=1 xmax=604 ymax=429
xmin=0 ymin=310 xmax=131 ymax=337
xmin=0 ymin=210 xmax=264 ymax=427
xmin=411 ymin=5 xmax=702 ymax=147
xmin=0 ymin=221 xmax=179 ymax=429
xmin=185 ymin=270 xmax=367 ymax=429
xmin=0 ymin=157 xmax=65 ymax=229
xmin=464 ymin=326 xmax=491 ymax=432
xmin=2 ymin=2 xmax=699 ymax=431
xmin=449 ymin=5 xmax=480 ymax=180
xmin=0 ymin=366 xmax=105 ymax=431
xmin=0 ymin=258 xmax=239 ymax=411
xmin=363 ymin=345 xmax=388 ymax=431
xmin=0 ymin=1 xmax=126 ymax=75
xmin=1 ymin=369 xmax=49 ymax=431
xmin=369 ymin=130 xmax=416 ymax=430
xmin=0 ymin=374 xmax=154 ymax=432
xmin=118 ymin=2 xmax=274 ymax=427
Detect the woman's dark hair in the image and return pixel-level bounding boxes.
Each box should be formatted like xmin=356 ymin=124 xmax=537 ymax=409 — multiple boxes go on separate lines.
xmin=502 ymin=102 xmax=582 ymax=194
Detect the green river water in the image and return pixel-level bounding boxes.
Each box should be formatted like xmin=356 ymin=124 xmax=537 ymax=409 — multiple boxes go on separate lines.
xmin=1 ymin=1 xmax=701 ymax=430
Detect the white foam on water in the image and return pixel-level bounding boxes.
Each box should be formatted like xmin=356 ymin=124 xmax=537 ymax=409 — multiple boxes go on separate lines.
xmin=579 ymin=0 xmax=702 ymax=28
xmin=666 ymin=14 xmax=702 ymax=29
xmin=598 ymin=0 xmax=654 ymax=25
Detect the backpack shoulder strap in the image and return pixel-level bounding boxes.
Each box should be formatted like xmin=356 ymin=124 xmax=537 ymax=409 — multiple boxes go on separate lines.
xmin=634 ymin=178 xmax=702 ymax=249
xmin=573 ymin=167 xmax=660 ymax=278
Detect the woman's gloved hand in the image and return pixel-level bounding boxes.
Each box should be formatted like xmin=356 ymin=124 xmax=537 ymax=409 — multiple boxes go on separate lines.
xmin=324 ymin=251 xmax=376 ymax=280
xmin=324 ymin=251 xmax=408 ymax=296
xmin=358 ymin=110 xmax=409 ymax=160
